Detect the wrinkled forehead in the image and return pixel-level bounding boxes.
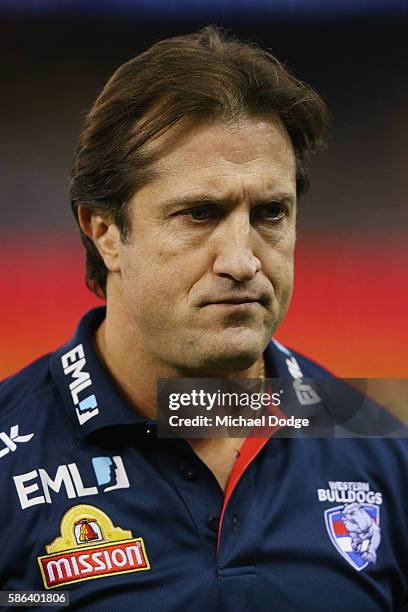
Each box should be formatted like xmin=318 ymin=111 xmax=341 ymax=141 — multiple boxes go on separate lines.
xmin=139 ymin=115 xmax=297 ymax=203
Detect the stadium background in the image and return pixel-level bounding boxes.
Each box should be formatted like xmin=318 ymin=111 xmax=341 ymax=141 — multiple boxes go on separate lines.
xmin=1 ymin=1 xmax=407 ymax=414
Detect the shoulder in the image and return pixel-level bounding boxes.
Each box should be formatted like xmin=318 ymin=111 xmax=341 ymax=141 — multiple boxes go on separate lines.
xmin=268 ymin=338 xmax=335 ymax=378
xmin=0 ymin=353 xmax=68 ymax=487
xmin=0 ymin=353 xmax=58 ymax=420
xmin=287 ymin=346 xmax=336 ymax=379
xmin=267 ymin=338 xmax=408 ymax=441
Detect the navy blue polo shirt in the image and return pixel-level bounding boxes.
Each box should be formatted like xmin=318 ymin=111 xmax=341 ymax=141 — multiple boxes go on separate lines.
xmin=1 ymin=307 xmax=407 ymax=611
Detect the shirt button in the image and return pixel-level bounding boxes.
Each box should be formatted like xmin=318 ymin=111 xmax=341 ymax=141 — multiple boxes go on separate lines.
xmin=184 ymin=467 xmax=197 ymax=480
xmin=207 ymin=515 xmax=220 ymax=532
xmin=178 ymin=464 xmax=197 ymax=480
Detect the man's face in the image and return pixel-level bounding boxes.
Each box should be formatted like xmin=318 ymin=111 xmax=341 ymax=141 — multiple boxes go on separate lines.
xmin=116 ymin=116 xmax=297 ymax=375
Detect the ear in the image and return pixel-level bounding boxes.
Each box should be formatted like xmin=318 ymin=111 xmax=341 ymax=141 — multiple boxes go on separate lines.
xmin=77 ymin=205 xmax=122 ymax=273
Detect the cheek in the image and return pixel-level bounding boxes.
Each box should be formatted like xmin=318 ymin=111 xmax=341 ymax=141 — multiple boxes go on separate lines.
xmin=262 ymin=243 xmax=295 ymax=297
xmin=120 ymin=245 xmax=157 ymax=311
xmin=119 ymin=241 xmax=194 ymax=315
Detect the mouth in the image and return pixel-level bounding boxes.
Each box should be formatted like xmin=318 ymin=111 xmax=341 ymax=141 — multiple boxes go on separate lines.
xmin=202 ymin=295 xmax=267 ymax=307
xmin=201 ymin=300 xmax=265 ymax=315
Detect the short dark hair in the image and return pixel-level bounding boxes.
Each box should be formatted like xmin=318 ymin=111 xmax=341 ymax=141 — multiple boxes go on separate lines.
xmin=70 ymin=26 xmax=327 ymax=298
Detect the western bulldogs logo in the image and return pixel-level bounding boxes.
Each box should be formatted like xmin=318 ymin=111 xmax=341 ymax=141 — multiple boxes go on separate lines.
xmin=325 ymin=502 xmax=381 ymax=571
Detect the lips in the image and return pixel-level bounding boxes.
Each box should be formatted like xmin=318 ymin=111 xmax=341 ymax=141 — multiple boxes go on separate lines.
xmin=202 ymin=295 xmax=266 ymax=306
xmin=195 ymin=285 xmax=273 ymax=309
xmin=210 ymin=298 xmax=258 ymax=304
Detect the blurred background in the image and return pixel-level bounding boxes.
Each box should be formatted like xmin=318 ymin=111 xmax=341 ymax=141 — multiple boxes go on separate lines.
xmin=1 ymin=1 xmax=407 ymax=399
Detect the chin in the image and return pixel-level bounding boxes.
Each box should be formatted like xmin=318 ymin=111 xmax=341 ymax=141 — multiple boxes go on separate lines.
xmin=195 ymin=329 xmax=266 ymax=375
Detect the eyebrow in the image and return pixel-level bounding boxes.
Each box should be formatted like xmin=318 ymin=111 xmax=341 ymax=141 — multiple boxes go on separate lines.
xmin=158 ymin=192 xmax=296 ymax=212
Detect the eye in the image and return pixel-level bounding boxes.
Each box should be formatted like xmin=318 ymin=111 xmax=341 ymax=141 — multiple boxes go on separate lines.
xmin=183 ymin=205 xmax=216 ymax=221
xmin=253 ymin=202 xmax=288 ymax=223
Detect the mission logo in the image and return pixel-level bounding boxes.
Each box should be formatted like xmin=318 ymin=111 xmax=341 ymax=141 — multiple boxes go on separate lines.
xmin=38 ymin=504 xmax=150 ymax=588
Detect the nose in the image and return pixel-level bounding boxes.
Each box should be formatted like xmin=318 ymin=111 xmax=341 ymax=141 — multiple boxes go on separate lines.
xmin=212 ymin=213 xmax=261 ymax=282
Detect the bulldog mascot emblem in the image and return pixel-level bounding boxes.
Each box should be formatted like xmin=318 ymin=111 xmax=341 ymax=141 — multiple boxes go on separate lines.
xmin=325 ymin=502 xmax=381 ymax=571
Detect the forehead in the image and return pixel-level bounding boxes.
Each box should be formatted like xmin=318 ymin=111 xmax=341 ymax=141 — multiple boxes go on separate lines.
xmin=142 ymin=116 xmax=296 ymax=202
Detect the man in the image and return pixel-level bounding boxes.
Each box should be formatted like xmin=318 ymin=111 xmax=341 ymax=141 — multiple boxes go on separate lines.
xmin=1 ymin=27 xmax=407 ymax=611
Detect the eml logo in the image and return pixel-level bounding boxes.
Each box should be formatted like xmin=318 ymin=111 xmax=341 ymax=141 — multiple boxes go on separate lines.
xmin=285 ymin=356 xmax=322 ymax=407
xmin=61 ymin=344 xmax=99 ymax=425
xmin=14 ymin=455 xmax=130 ymax=510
